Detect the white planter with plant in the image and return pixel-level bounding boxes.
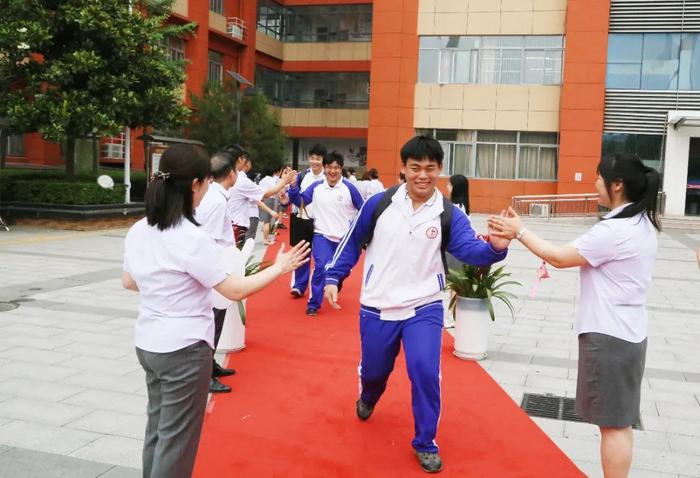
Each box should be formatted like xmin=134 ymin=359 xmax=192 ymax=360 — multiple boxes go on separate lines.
xmin=447 ymin=264 xmax=519 ymax=361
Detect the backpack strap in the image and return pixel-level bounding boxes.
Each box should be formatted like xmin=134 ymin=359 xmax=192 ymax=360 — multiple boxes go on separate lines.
xmin=439 ymin=197 xmax=453 ymax=273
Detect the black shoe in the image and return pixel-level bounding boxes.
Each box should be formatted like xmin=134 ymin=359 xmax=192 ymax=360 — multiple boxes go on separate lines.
xmin=290 ymin=288 xmax=302 ymax=298
xmin=213 ymin=361 xmax=236 ymax=377
xmin=306 ymin=308 xmax=318 ymax=316
xmin=277 ymin=223 xmax=287 ymax=229
xmin=209 ymin=378 xmax=231 ymax=394
xmin=415 ymin=451 xmax=443 ymax=473
xmin=356 ymin=399 xmax=374 ymax=421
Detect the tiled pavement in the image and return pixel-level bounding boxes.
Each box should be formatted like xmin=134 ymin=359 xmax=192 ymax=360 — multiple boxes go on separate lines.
xmin=0 ymin=217 xmax=699 ymax=477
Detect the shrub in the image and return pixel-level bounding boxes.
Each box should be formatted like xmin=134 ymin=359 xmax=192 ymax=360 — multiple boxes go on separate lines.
xmin=5 ymin=180 xmax=126 ymax=205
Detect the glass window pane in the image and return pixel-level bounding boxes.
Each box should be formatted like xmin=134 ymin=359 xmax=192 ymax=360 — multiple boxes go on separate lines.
xmin=496 ymin=145 xmax=517 ymax=179
xmin=607 ymin=63 xmax=642 ymax=89
xmin=525 ymin=35 xmax=563 ymax=49
xmin=476 ymin=144 xmax=495 ymax=178
xmin=519 ymin=146 xmax=539 ymax=179
xmin=478 ymin=131 xmax=517 ymax=143
xmin=539 ymin=148 xmax=558 ymax=180
xmin=520 ymin=132 xmax=558 ymax=144
xmin=436 ymin=130 xmax=457 ymax=141
xmin=439 ymin=50 xmax=452 ymax=83
xmin=440 ymin=142 xmax=452 ymax=176
xmin=420 ymin=37 xmax=442 ymax=49
xmin=524 ymin=49 xmax=545 ymax=84
xmin=679 ymin=33 xmax=700 ymax=90
xmin=419 ymin=50 xmax=439 ymax=83
xmin=479 ymin=49 xmax=500 ymax=84
xmin=453 ymin=144 xmax=472 ymax=175
xmin=453 ymin=51 xmax=472 ymax=83
xmin=608 ymin=34 xmax=643 ymax=63
xmin=544 ymin=50 xmax=562 ymax=84
xmin=482 ymin=36 xmax=523 ymax=49
xmin=500 ymin=49 xmax=522 ymax=84
xmin=641 ymin=33 xmax=680 ymax=90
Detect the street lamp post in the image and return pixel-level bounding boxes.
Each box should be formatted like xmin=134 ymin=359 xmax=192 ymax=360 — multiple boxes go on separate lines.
xmin=226 ymin=71 xmax=253 ymax=140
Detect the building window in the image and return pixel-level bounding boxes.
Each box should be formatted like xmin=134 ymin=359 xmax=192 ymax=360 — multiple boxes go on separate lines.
xmin=418 ymin=36 xmax=564 ymax=85
xmin=255 ymin=67 xmax=370 ymax=109
xmin=257 ymin=0 xmax=286 ymax=40
xmin=607 ymin=33 xmax=700 ymax=90
xmin=210 ymin=0 xmax=224 ymax=15
xmin=420 ymin=129 xmax=558 ymax=181
xmin=208 ymin=51 xmax=223 ymax=84
xmin=602 ymin=133 xmax=664 ymax=171
xmin=168 ymin=37 xmax=186 ymax=63
xmin=6 ymin=134 xmax=24 ymax=157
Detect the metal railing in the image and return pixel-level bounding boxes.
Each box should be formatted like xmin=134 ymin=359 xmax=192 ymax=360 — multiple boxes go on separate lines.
xmin=227 ymin=17 xmax=246 ymax=40
xmin=512 ymin=192 xmax=667 ymax=218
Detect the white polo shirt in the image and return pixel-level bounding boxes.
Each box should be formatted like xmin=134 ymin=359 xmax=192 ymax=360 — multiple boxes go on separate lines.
xmin=195 ymin=181 xmax=235 ymax=247
xmin=366 ymin=178 xmax=385 ymax=198
xmin=228 ymin=171 xmax=264 ymax=228
xmin=124 ymin=218 xmax=228 ymax=353
xmin=572 ymin=204 xmax=658 ymax=343
xmin=293 ymin=169 xmax=325 ymax=216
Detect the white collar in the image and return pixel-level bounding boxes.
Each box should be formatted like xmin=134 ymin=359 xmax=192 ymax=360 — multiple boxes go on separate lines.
xmin=210 ymin=181 xmax=230 ymax=199
xmin=604 ymin=202 xmax=633 ymax=218
xmin=323 ymin=178 xmax=342 ymax=189
xmin=309 ymin=169 xmax=324 ymax=179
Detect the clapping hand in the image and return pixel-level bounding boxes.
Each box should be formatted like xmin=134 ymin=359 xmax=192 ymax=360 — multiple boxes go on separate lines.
xmin=487 ymin=207 xmax=523 ymax=241
xmin=274 ymin=241 xmax=310 ymax=274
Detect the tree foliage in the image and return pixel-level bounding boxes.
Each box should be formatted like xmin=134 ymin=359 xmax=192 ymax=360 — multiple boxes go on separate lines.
xmin=189 ymin=82 xmax=286 ymax=172
xmin=0 ymin=0 xmax=194 ymax=175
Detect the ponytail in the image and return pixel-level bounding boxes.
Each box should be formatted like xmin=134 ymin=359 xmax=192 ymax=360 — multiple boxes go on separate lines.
xmin=598 ymin=153 xmax=662 ymax=231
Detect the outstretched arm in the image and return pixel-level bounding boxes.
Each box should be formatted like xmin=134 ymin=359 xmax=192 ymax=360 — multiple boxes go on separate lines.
xmin=448 ymin=207 xmax=508 ymax=266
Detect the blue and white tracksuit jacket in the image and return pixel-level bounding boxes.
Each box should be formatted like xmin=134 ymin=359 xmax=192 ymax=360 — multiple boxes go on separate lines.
xmin=325 ymin=185 xmax=507 ymax=453
xmin=288 ymin=178 xmax=364 ymax=310
xmin=289 ymin=169 xmax=325 ymax=294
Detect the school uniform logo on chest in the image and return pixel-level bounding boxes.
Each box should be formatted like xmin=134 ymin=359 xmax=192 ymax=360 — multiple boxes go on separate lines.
xmin=336 ymin=193 xmax=343 ymax=202
xmin=426 ymin=226 xmax=439 ymax=239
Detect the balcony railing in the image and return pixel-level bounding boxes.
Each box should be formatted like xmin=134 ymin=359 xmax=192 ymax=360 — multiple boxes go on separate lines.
xmin=512 ymin=192 xmax=667 ymax=218
xmin=227 ymin=17 xmax=246 ymax=40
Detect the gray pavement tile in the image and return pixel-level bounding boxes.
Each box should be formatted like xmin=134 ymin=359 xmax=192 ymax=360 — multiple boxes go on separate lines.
xmin=0 ymin=335 xmax=75 ymax=351
xmin=656 ymin=401 xmax=700 ymax=420
xmin=66 ymin=410 xmax=145 ymax=440
xmin=0 ymin=323 xmax=66 ymax=338
xmin=0 ymin=445 xmax=9 ymax=455
xmin=0 ymin=377 xmax=85 ymax=402
xmin=0 ymin=398 xmax=90 ymax=426
xmin=52 ymin=343 xmax=135 ymax=360
xmin=0 ymin=360 xmax=80 ymax=382
xmin=70 ymin=435 xmax=143 ymax=469
xmin=668 ymin=433 xmax=700 ymax=456
xmin=61 ymin=390 xmax=147 ymax=415
xmin=63 ymin=371 xmax=144 ymax=395
xmin=96 ymin=466 xmax=141 ymax=478
xmin=58 ymin=357 xmax=140 ymax=376
xmin=0 ymin=447 xmax=112 ymax=478
xmin=0 ymin=420 xmax=101 ymax=455
xmin=0 ymin=347 xmax=74 ymax=365
xmin=643 ymin=415 xmax=700 ymax=436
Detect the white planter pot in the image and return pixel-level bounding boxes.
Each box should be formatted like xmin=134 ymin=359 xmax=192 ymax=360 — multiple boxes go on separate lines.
xmin=453 ymin=297 xmax=492 ymax=361
xmin=217 ymin=300 xmax=246 ymax=352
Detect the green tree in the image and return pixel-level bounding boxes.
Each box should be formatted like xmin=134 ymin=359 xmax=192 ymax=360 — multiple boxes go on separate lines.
xmin=189 ymin=82 xmax=286 ymax=172
xmin=0 ymin=0 xmax=194 ymax=177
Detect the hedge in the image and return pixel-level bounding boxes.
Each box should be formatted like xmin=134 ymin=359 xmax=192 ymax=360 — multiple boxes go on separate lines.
xmin=7 ymin=180 xmax=127 ymax=205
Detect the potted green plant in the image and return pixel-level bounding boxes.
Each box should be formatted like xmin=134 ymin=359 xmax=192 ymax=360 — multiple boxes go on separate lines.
xmin=446 ymin=264 xmax=520 ymax=360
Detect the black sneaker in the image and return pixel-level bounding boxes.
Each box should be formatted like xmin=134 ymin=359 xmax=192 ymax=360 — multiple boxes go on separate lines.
xmin=213 ymin=361 xmax=235 ymax=377
xmin=415 ymin=451 xmax=443 ymax=473
xmin=306 ymin=308 xmax=318 ymax=316
xmin=356 ymin=399 xmax=374 ymax=421
xmin=209 ymin=378 xmax=231 ymax=394
xmin=290 ymin=288 xmax=302 ymax=298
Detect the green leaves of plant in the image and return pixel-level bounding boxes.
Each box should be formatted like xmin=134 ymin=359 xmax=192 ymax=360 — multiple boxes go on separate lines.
xmin=446 ymin=263 xmax=521 ymax=321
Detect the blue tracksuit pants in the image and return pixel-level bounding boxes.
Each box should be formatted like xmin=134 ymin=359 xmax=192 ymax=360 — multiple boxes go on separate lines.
xmin=359 ymin=301 xmax=443 ymax=453
xmin=291 ymin=257 xmax=311 ymax=294
xmin=308 ymin=234 xmax=339 ymax=311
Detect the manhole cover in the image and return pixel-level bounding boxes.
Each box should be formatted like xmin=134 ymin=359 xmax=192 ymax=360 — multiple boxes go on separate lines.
xmin=520 ymin=393 xmax=643 ymax=430
xmin=0 ymin=301 xmax=19 ymax=312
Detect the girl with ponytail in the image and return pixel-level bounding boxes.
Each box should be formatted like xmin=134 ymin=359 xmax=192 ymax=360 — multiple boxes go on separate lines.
xmin=487 ymin=153 xmax=660 ymax=478
xmin=122 ymin=144 xmax=309 ymax=478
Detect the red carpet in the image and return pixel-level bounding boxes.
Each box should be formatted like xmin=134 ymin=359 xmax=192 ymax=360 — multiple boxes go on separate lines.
xmin=193 ymin=226 xmax=584 ymax=478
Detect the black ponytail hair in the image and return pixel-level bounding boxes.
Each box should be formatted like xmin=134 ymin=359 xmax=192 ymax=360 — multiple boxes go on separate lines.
xmin=145 ymin=144 xmax=211 ymax=231
xmin=598 ymin=153 xmax=662 ymax=231
xmin=449 ymin=174 xmax=470 ymax=215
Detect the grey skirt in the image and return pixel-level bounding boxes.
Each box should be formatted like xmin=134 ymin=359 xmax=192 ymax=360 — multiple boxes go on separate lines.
xmin=259 ymin=197 xmax=276 ymax=223
xmin=575 ymin=332 xmax=647 ymax=428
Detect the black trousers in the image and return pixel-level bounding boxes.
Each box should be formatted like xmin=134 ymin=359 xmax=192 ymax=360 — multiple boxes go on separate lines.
xmin=212 ymin=307 xmax=227 ymax=377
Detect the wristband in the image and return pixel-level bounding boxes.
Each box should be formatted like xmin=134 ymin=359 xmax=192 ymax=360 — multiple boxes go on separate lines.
xmin=516 ymin=228 xmax=528 ymax=241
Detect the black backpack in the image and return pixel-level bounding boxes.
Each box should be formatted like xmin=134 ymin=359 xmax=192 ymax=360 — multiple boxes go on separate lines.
xmin=361 ymin=185 xmax=454 ymax=273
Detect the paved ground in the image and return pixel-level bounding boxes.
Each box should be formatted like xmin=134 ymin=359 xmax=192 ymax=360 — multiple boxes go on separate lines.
xmin=0 ymin=217 xmax=698 ymax=477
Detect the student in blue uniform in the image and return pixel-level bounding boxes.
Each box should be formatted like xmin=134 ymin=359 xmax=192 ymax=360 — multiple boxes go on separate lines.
xmin=288 ymin=151 xmax=364 ymax=316
xmin=323 ymin=136 xmax=510 ymax=473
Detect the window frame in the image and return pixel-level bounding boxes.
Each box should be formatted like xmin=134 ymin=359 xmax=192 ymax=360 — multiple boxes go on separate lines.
xmin=210 ymin=0 xmax=224 ymax=15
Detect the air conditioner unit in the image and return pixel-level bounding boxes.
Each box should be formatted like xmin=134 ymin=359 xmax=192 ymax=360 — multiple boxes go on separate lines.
xmin=529 ymin=203 xmax=550 ymax=218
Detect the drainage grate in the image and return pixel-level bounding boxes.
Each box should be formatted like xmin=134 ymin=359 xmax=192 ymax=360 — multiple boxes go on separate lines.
xmin=0 ymin=301 xmax=19 ymax=312
xmin=521 ymin=393 xmax=643 ymax=430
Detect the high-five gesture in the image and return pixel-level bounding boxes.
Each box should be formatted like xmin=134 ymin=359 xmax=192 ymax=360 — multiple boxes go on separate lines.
xmin=274 ymin=240 xmax=310 ymax=274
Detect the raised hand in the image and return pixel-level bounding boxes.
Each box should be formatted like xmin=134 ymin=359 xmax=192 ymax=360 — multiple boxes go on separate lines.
xmin=274 ymin=241 xmax=310 ymax=274
xmin=487 ymin=207 xmax=522 ymax=240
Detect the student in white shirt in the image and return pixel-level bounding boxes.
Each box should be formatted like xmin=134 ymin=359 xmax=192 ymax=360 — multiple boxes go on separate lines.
xmin=259 ymin=166 xmax=283 ymax=245
xmin=286 ymin=143 xmax=326 ymax=298
xmin=365 ymin=168 xmax=385 ymax=198
xmin=288 ymin=151 xmax=364 ymax=316
xmin=194 ymin=151 xmax=238 ymax=394
xmin=122 ymin=144 xmax=309 ymax=478
xmin=323 ymin=136 xmax=509 ymax=473
xmin=488 ymin=153 xmax=661 ymax=478
xmin=446 ymin=174 xmax=470 ymax=215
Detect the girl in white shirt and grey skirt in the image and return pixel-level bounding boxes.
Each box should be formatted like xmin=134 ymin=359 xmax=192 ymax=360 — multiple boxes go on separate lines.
xmin=122 ymin=144 xmax=309 ymax=478
xmin=488 ymin=153 xmax=661 ymax=478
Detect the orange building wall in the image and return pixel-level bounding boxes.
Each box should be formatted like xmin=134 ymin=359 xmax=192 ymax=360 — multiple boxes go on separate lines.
xmin=365 ymin=0 xmax=419 ymax=183
xmin=557 ymin=0 xmax=611 ymax=195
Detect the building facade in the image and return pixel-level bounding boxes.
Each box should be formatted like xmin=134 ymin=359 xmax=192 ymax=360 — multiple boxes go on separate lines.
xmin=7 ymin=0 xmax=700 ymax=215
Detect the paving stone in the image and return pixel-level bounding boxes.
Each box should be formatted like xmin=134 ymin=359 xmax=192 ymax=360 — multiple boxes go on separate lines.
xmin=0 ymin=378 xmax=85 ymax=402
xmin=70 ymin=435 xmax=143 ymax=469
xmin=0 ymin=360 xmax=80 ymax=382
xmin=0 ymin=398 xmax=90 ymax=426
xmin=61 ymin=390 xmax=147 ymax=416
xmin=0 ymin=420 xmax=101 ymax=455
xmin=62 ymin=371 xmax=145 ymax=395
xmin=0 ymin=446 xmax=112 ymax=478
xmin=96 ymin=466 xmax=141 ymax=478
xmin=0 ymin=347 xmax=74 ymax=365
xmin=66 ymin=410 xmax=145 ymax=440
xmin=58 ymin=357 xmax=140 ymax=376
xmin=52 ymin=343 xmax=135 ymax=361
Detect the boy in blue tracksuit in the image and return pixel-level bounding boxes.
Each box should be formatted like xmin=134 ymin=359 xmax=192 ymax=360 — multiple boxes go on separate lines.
xmin=323 ymin=136 xmax=510 ymax=473
xmin=288 ymin=151 xmax=364 ymax=316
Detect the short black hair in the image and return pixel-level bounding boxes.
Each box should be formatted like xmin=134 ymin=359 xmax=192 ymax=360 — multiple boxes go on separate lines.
xmin=309 ymin=143 xmax=327 ymax=157
xmin=368 ymin=168 xmax=379 ymax=180
xmin=323 ymin=151 xmax=344 ymax=168
xmin=400 ymin=135 xmax=444 ymax=165
xmin=221 ymin=144 xmax=247 ymax=161
xmin=210 ymin=151 xmax=235 ymax=180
